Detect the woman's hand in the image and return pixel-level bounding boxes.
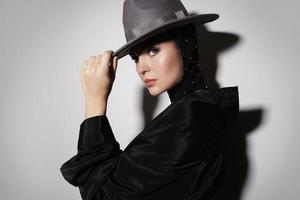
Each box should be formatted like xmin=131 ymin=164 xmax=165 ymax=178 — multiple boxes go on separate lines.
xmin=80 ymin=50 xmax=118 ymax=117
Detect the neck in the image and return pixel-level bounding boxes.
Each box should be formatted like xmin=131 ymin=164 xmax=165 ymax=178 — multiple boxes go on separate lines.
xmin=167 ymin=67 xmax=205 ymax=103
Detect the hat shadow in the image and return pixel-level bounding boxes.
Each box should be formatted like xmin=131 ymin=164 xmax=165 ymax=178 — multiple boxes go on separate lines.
xmin=137 ymin=18 xmax=265 ymax=199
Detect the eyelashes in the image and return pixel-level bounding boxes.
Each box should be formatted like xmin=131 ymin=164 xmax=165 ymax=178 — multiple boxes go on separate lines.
xmin=149 ymin=47 xmax=159 ymax=55
xmin=130 ymin=46 xmax=160 ymax=63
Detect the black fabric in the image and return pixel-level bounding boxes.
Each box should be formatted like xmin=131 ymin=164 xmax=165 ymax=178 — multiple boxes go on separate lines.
xmin=60 ymin=84 xmax=239 ymax=199
xmin=166 ymin=24 xmax=206 ymax=103
xmin=60 ymin=19 xmax=240 ymax=200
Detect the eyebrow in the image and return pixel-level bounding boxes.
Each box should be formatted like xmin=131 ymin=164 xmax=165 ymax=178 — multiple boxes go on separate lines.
xmin=130 ymin=43 xmax=154 ymax=57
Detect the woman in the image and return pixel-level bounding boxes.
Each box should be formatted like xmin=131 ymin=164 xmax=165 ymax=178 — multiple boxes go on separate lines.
xmin=60 ymin=0 xmax=239 ymax=199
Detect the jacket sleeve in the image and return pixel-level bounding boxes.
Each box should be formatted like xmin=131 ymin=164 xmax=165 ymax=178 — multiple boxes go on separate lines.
xmin=60 ymin=101 xmax=222 ymax=200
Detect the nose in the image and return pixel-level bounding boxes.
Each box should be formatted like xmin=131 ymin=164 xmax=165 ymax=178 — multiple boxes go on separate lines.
xmin=136 ymin=54 xmax=150 ymax=76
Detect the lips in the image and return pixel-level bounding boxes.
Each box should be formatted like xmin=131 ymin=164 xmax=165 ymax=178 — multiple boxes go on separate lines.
xmin=144 ymin=79 xmax=156 ymax=87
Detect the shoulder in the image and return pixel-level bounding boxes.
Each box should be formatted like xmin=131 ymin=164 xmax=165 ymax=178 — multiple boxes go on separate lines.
xmin=138 ymin=89 xmax=220 ymax=138
xmin=124 ymin=89 xmax=222 ymax=162
xmin=171 ymin=88 xmax=219 ymax=120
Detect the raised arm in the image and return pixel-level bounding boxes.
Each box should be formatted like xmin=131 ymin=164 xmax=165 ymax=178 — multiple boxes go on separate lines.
xmin=80 ymin=50 xmax=118 ymax=118
xmin=60 ymin=98 xmax=224 ymax=200
xmin=61 ymin=50 xmax=225 ymax=199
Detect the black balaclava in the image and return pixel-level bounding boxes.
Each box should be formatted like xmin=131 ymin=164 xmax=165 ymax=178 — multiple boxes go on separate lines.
xmin=166 ymin=24 xmax=206 ymax=103
xmin=129 ymin=24 xmax=206 ymax=103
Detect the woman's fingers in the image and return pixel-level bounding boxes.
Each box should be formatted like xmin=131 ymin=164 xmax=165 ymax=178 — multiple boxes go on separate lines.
xmin=80 ymin=60 xmax=89 ymax=80
xmin=82 ymin=51 xmax=117 ymax=74
xmin=87 ymin=56 xmax=96 ymax=68
xmin=112 ymin=55 xmax=118 ymax=73
xmin=79 ymin=50 xmax=118 ymax=100
xmin=95 ymin=55 xmax=102 ymax=66
xmin=100 ymin=50 xmax=113 ymax=70
xmin=81 ymin=56 xmax=96 ymax=77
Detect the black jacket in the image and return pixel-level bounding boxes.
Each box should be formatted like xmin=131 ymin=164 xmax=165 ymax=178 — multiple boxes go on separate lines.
xmin=60 ymin=86 xmax=239 ymax=200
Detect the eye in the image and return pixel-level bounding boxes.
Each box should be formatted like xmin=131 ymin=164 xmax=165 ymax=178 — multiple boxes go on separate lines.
xmin=148 ymin=46 xmax=160 ymax=56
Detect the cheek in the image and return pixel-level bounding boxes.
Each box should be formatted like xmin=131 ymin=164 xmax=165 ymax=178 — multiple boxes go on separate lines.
xmin=156 ymin=54 xmax=183 ymax=84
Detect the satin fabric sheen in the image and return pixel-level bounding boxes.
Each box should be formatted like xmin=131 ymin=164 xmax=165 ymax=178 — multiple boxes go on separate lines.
xmin=60 ymin=86 xmax=239 ymax=200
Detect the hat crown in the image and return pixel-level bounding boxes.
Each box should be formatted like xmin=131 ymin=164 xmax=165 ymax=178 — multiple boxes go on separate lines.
xmin=123 ymin=0 xmax=188 ymax=42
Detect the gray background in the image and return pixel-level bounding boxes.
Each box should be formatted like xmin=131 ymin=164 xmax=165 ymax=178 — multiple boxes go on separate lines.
xmin=0 ymin=0 xmax=299 ymax=199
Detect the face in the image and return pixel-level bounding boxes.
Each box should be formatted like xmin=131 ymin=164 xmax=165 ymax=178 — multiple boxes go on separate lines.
xmin=130 ymin=39 xmax=184 ymax=96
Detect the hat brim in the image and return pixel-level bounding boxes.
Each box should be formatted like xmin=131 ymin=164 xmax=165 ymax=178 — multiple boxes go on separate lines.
xmin=113 ymin=13 xmax=219 ymax=59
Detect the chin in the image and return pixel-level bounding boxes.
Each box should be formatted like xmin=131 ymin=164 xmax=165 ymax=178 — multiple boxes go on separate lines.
xmin=147 ymin=87 xmax=165 ymax=96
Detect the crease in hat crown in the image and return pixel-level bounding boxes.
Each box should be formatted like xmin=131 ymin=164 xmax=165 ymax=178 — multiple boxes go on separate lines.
xmin=123 ymin=0 xmax=189 ymax=42
xmin=113 ymin=0 xmax=219 ymax=59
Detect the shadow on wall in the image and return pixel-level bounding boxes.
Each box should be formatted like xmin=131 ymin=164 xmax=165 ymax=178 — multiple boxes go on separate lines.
xmin=137 ymin=17 xmax=264 ymax=200
xmin=216 ymin=109 xmax=264 ymax=200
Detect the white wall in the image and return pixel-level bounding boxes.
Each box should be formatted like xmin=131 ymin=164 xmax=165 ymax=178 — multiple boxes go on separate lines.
xmin=0 ymin=0 xmax=299 ymax=199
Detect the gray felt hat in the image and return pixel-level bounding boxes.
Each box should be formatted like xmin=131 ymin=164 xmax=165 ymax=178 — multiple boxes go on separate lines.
xmin=113 ymin=0 xmax=219 ymax=59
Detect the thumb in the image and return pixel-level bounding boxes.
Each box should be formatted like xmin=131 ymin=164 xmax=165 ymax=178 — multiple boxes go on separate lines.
xmin=112 ymin=56 xmax=118 ymax=73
